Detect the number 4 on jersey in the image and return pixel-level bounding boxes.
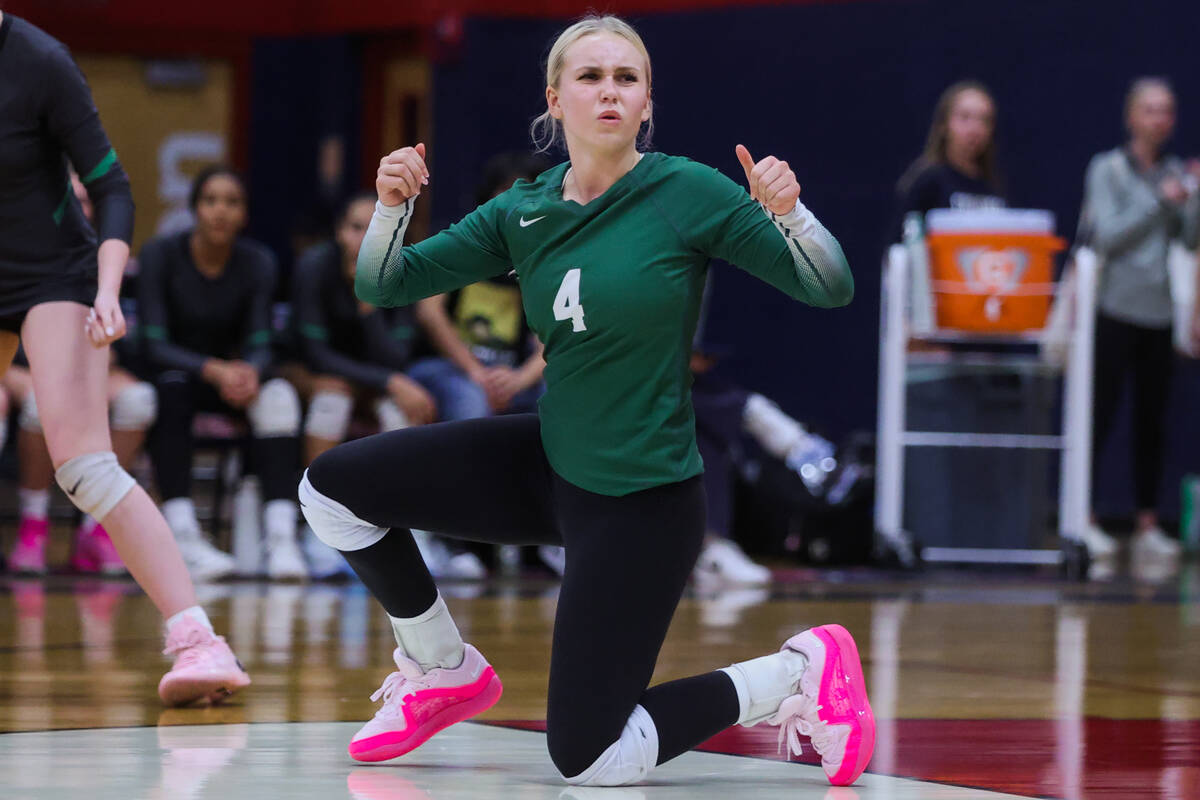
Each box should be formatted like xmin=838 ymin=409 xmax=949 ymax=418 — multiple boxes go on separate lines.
xmin=553 ymin=268 xmax=587 ymax=332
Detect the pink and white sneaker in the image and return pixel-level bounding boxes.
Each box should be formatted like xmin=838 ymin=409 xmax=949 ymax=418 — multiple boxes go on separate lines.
xmin=349 ymin=644 xmax=503 ymax=762
xmin=9 ymin=517 xmax=49 ymax=575
xmin=769 ymin=624 xmax=874 ymax=786
xmin=158 ymin=617 xmax=251 ymax=707
xmin=71 ymin=521 xmax=127 ymax=575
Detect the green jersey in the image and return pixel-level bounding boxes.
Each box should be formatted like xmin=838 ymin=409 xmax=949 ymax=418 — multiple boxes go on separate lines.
xmin=358 ymin=152 xmax=853 ymax=495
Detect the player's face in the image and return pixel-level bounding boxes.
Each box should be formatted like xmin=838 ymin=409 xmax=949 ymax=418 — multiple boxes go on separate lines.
xmin=1127 ymin=86 xmax=1175 ymax=150
xmin=945 ymin=89 xmax=995 ymax=164
xmin=194 ymin=175 xmax=247 ymax=247
xmin=548 ymin=33 xmax=651 ymax=155
xmin=336 ymin=197 xmax=376 ymax=277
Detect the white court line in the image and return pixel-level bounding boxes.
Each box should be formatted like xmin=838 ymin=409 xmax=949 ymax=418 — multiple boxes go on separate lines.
xmin=0 ymin=721 xmax=1036 ymax=799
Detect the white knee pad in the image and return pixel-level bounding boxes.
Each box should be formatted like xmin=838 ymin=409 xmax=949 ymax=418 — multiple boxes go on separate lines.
xmin=248 ymin=378 xmax=301 ymax=437
xmin=304 ymin=390 xmax=353 ymax=441
xmin=55 ymin=451 xmax=137 ymax=521
xmin=18 ymin=390 xmax=41 ymax=432
xmin=110 ymin=381 xmax=157 ymax=431
xmin=562 ymin=705 xmax=659 ymax=787
xmin=297 ymin=469 xmax=386 ymax=552
xmin=374 ymin=397 xmax=409 ymax=432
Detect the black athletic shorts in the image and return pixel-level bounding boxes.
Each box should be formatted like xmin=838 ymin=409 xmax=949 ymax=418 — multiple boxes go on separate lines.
xmin=0 ymin=272 xmax=97 ymax=334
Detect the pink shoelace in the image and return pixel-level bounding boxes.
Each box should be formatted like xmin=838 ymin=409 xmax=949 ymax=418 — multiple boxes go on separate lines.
xmin=163 ymin=626 xmax=218 ymax=668
xmin=768 ymin=693 xmax=845 ymax=759
xmin=369 ymin=659 xmax=434 ymax=720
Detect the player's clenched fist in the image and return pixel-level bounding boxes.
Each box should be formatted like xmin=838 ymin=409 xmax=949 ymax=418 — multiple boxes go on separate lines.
xmin=735 ymin=144 xmax=801 ymax=216
xmin=377 ymin=143 xmax=430 ymax=207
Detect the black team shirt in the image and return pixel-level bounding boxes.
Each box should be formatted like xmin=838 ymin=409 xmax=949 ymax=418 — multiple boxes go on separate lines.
xmin=137 ymin=231 xmax=276 ymax=376
xmin=0 ymin=15 xmax=134 ymax=306
xmin=292 ymin=241 xmax=418 ymax=391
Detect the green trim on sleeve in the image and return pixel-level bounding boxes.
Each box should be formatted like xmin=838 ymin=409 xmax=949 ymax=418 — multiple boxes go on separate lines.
xmin=82 ymin=148 xmax=119 ymax=185
xmin=245 ymin=330 xmax=272 ymax=347
xmin=143 ymin=325 xmax=167 ymax=340
xmin=51 ymin=183 xmax=72 ymax=226
xmin=301 ymin=323 xmax=329 ymax=341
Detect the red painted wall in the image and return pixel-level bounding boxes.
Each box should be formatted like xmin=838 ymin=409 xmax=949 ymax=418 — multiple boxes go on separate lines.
xmin=2 ymin=0 xmax=863 ymax=36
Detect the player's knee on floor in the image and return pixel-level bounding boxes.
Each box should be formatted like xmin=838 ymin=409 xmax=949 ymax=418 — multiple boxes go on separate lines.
xmin=55 ymin=451 xmax=136 ymax=521
xmin=18 ymin=390 xmax=41 ymax=432
xmin=374 ymin=398 xmax=409 ymax=432
xmin=304 ymin=390 xmax=353 ymax=441
xmin=110 ymin=381 xmax=157 ymax=431
xmin=297 ymin=468 xmax=385 ymax=552
xmin=553 ymin=705 xmax=658 ymax=786
xmin=249 ymin=378 xmax=301 ymax=437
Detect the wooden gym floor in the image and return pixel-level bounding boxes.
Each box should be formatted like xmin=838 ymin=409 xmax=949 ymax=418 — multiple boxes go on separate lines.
xmin=1 ymin=558 xmax=1198 ymax=799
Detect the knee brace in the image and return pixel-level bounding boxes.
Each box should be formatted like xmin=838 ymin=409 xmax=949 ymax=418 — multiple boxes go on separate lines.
xmin=304 ymin=390 xmax=353 ymax=441
xmin=374 ymin=397 xmax=409 ymax=432
xmin=561 ymin=705 xmax=658 ymax=787
xmin=248 ymin=378 xmax=301 ymax=437
xmin=110 ymin=381 xmax=157 ymax=431
xmin=298 ymin=469 xmax=386 ymax=552
xmin=18 ymin=390 xmax=41 ymax=432
xmin=55 ymin=451 xmax=137 ymax=521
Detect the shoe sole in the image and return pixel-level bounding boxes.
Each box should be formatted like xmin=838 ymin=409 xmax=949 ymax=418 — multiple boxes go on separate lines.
xmin=158 ymin=672 xmax=252 ymax=707
xmin=814 ymin=624 xmax=875 ymax=786
xmin=348 ymin=668 xmax=503 ymax=762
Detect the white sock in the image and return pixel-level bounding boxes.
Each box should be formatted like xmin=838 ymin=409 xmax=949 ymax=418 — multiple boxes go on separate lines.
xmin=389 ymin=593 xmax=465 ymax=671
xmin=18 ymin=488 xmax=50 ymax=521
xmin=162 ymin=497 xmax=200 ymax=536
xmin=742 ymin=394 xmax=804 ymax=459
xmin=263 ymin=499 xmax=297 ymax=541
xmin=720 ymin=648 xmax=809 ymax=726
xmin=165 ymin=605 xmax=214 ymax=635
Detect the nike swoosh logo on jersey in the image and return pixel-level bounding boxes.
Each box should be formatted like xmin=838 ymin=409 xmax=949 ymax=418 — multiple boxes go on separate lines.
xmin=519 ymin=215 xmax=546 ymax=227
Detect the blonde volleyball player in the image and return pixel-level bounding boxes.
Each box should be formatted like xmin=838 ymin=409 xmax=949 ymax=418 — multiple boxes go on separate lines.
xmin=300 ymin=14 xmax=873 ymax=787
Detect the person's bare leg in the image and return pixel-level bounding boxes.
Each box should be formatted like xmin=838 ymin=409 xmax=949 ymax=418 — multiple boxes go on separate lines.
xmin=22 ymin=303 xmax=195 ymax=618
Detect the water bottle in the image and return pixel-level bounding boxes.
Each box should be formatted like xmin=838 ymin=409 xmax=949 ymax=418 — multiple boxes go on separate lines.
xmin=231 ymin=475 xmax=263 ymax=577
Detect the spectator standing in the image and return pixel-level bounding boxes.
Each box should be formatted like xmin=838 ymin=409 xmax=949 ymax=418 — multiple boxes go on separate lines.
xmin=1078 ymin=77 xmax=1200 ymax=563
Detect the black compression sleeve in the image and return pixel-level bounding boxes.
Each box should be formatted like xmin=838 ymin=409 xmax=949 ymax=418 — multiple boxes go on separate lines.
xmin=137 ymin=240 xmax=208 ymax=374
xmin=242 ymin=249 xmax=278 ymax=375
xmin=43 ymin=41 xmax=133 ymax=245
xmin=293 ymin=250 xmax=397 ymax=390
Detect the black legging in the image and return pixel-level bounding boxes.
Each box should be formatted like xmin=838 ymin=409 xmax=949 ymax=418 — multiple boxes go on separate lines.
xmin=151 ymin=370 xmax=299 ymax=502
xmin=1092 ymin=313 xmax=1175 ymax=512
xmin=305 ymin=414 xmax=740 ymax=778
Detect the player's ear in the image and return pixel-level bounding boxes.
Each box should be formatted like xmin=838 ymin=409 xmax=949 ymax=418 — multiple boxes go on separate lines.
xmin=547 ymin=85 xmax=563 ymax=120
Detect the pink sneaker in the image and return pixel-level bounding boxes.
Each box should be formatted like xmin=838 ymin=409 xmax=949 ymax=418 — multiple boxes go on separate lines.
xmin=349 ymin=644 xmax=503 ymax=762
xmin=71 ymin=521 xmax=128 ymax=575
xmin=9 ymin=517 xmax=49 ymax=575
xmin=158 ymin=617 xmax=252 ymax=707
xmin=769 ymin=623 xmax=875 ymax=786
